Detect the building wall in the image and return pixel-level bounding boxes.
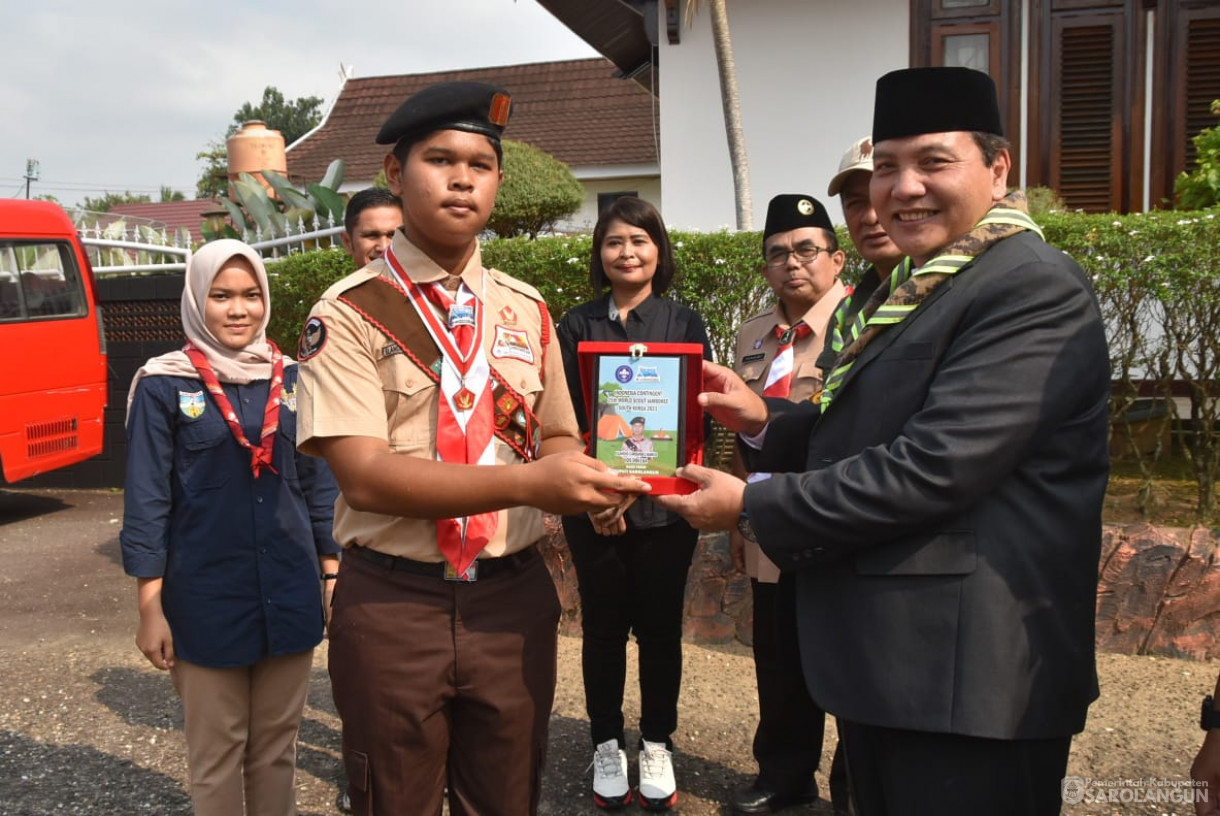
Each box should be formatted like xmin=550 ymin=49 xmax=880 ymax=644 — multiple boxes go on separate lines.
xmin=560 ymin=175 xmax=664 ymax=232
xmin=657 ymin=0 xmax=908 ymax=230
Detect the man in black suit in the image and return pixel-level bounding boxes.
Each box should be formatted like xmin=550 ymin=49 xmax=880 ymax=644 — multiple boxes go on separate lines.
xmin=657 ymin=67 xmax=1109 ymax=815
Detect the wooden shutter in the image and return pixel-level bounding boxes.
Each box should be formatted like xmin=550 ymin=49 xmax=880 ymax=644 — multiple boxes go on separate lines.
xmin=1183 ymin=10 xmax=1220 ymax=169
xmin=910 ymin=0 xmax=1022 ymax=183
xmin=1151 ymin=2 xmax=1220 ymax=206
xmin=1048 ymin=13 xmax=1124 ymax=212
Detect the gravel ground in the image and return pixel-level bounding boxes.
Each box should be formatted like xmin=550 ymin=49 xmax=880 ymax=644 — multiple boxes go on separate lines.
xmin=0 ymin=488 xmax=1209 ymax=815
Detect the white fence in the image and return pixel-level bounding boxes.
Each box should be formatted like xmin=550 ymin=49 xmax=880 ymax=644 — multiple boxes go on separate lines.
xmin=79 ymin=218 xmax=344 ymax=276
xmin=242 ymin=218 xmax=345 ymax=260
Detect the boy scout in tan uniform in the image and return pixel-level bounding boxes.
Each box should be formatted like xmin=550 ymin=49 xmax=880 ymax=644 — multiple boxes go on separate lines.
xmin=729 ymin=195 xmax=847 ymax=815
xmin=295 ymin=81 xmax=648 ymax=816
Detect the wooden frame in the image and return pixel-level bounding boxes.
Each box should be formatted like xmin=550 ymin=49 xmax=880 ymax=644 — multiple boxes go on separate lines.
xmin=910 ymin=0 xmax=1022 ymax=186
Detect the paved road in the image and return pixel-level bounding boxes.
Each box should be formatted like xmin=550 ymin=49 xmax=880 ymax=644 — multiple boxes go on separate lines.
xmin=2 ymin=487 xmax=1202 ymax=816
xmin=0 ymin=488 xmax=795 ymax=816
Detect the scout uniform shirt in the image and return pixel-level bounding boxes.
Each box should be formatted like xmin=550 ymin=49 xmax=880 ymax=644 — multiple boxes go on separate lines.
xmin=733 ymin=279 xmax=846 ymax=582
xmin=296 ymin=231 xmax=581 ymax=561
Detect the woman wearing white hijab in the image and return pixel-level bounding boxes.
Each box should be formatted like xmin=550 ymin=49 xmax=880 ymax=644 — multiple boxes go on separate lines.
xmin=120 ymin=240 xmax=340 ymax=816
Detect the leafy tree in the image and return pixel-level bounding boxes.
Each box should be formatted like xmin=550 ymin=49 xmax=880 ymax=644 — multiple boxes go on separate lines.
xmin=232 ymin=86 xmax=324 ymax=146
xmin=82 ymin=191 xmax=152 ymax=212
xmin=484 ymin=140 xmax=583 ymax=239
xmin=1175 ymin=100 xmax=1220 ymax=210
xmin=80 ymin=186 xmax=183 ymax=211
xmin=195 ymin=86 xmax=325 ymax=198
xmin=196 ymin=141 xmax=229 ymax=199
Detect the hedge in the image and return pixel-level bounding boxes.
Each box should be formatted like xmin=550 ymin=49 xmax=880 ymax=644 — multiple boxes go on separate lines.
xmin=263 ymin=209 xmax=1220 ymax=518
xmin=266 ymin=213 xmax=1219 ymax=362
xmin=264 ymin=227 xmax=870 ymax=366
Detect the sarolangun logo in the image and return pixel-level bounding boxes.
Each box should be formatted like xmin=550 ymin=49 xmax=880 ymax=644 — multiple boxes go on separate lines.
xmin=1061 ymin=776 xmax=1085 ymax=805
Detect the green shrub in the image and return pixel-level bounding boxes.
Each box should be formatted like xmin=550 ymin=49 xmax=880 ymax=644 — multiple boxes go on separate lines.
xmin=481 ymin=233 xmax=597 ymax=319
xmin=262 ymin=208 xmax=1220 ymax=517
xmin=485 ymin=141 xmax=583 ymax=239
xmin=265 ymin=248 xmax=352 ymax=352
xmin=1024 ymin=186 xmax=1067 ymax=217
xmin=484 ymin=227 xmax=866 ymax=365
xmin=1043 ymin=209 xmax=1220 ymax=520
xmin=1174 ymin=100 xmax=1220 ymax=210
xmin=265 ymin=228 xmax=868 ymax=366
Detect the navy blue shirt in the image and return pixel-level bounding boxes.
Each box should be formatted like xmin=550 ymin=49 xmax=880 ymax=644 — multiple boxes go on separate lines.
xmin=557 ymin=292 xmax=713 ymax=530
xmin=121 ymin=365 xmax=340 ymax=668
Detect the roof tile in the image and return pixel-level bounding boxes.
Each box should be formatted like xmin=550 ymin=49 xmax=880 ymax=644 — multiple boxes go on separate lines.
xmin=287 ymin=58 xmax=658 ymax=184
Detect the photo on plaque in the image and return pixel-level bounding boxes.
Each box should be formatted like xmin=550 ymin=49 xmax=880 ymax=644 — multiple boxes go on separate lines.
xmin=589 ymin=353 xmax=686 ymax=478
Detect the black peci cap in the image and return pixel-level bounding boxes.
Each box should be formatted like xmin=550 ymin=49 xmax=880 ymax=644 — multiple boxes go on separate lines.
xmin=763 ymin=194 xmax=834 ymax=243
xmin=872 ymin=67 xmax=1003 ymax=144
xmin=376 ymin=81 xmax=513 ymax=146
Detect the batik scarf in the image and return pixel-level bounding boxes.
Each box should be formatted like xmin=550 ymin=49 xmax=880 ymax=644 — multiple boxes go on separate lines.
xmin=819 ymin=191 xmax=1042 ymax=409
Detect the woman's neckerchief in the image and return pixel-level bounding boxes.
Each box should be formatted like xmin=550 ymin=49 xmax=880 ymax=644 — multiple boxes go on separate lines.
xmin=184 ymin=341 xmax=284 ymax=477
xmin=819 ymin=191 xmax=1043 ymax=410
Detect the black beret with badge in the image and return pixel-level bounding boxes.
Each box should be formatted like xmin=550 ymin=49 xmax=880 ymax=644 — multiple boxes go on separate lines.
xmin=763 ymin=194 xmax=834 ymax=243
xmin=376 ymin=81 xmax=513 ymax=146
xmin=872 ymin=66 xmax=1003 ymax=144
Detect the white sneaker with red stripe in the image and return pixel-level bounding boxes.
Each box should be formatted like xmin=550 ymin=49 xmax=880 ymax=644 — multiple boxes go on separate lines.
xmin=591 ymin=738 xmax=632 ymax=809
xmin=637 ymin=739 xmax=677 ymax=811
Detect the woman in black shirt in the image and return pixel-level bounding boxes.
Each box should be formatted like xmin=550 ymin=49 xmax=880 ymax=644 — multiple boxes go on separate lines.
xmin=556 ymin=197 xmax=712 ymax=812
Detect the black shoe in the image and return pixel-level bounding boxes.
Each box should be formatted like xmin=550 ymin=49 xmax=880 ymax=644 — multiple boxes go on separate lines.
xmin=335 ymin=789 xmax=351 ymax=813
xmin=731 ymin=781 xmax=819 ymax=814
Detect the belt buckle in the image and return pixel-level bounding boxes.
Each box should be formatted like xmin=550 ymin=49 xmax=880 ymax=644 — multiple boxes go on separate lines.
xmin=443 ymin=560 xmax=478 ymax=582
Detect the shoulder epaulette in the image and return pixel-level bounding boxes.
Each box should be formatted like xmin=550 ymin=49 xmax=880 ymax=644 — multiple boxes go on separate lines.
xmin=319 ymin=266 xmax=383 ymax=301
xmin=740 ymin=307 xmax=776 ymax=327
xmin=487 ymin=267 xmax=546 ymax=303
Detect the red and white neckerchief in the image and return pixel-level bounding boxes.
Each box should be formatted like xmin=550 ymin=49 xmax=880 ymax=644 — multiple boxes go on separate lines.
xmin=183 ymin=342 xmax=284 ymax=478
xmin=384 ymin=246 xmax=497 ymax=577
xmin=761 ymin=322 xmax=812 ymax=398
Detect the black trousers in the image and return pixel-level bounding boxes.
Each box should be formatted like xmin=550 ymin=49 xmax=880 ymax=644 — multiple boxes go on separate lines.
xmin=751 ymin=576 xmax=847 ymax=807
xmin=564 ymin=516 xmax=698 ymax=749
xmin=839 ymin=719 xmax=1072 ymax=816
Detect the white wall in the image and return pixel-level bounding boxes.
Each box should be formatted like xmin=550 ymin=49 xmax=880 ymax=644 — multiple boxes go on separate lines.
xmin=657 ymin=0 xmax=908 ymax=230
xmin=561 ymin=174 xmax=664 ymax=232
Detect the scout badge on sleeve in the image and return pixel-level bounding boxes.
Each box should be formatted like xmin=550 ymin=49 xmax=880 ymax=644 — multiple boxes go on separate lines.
xmin=298 ymin=316 xmax=328 ymax=361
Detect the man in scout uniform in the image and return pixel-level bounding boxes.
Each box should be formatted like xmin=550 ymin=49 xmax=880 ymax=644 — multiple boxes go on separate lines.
xmin=334 ymin=186 xmax=403 ymax=816
xmin=820 ymin=135 xmax=905 ymax=369
xmin=295 ymin=81 xmax=650 ymax=816
xmin=341 ymin=187 xmax=402 ymax=268
xmin=728 ymin=194 xmax=846 ymax=815
xmin=658 ymin=67 xmax=1109 ymax=814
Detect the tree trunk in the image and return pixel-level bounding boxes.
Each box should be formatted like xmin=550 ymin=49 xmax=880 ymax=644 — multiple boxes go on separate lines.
xmin=706 ymin=0 xmax=753 ymax=231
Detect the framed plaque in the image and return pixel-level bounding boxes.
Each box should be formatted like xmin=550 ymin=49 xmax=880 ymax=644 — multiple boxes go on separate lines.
xmin=576 ymin=341 xmax=705 ymax=495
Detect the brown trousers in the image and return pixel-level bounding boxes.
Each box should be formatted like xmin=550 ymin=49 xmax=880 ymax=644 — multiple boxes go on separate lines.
xmin=329 ymin=548 xmax=561 ymax=816
xmin=170 ymin=650 xmax=314 ymax=816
